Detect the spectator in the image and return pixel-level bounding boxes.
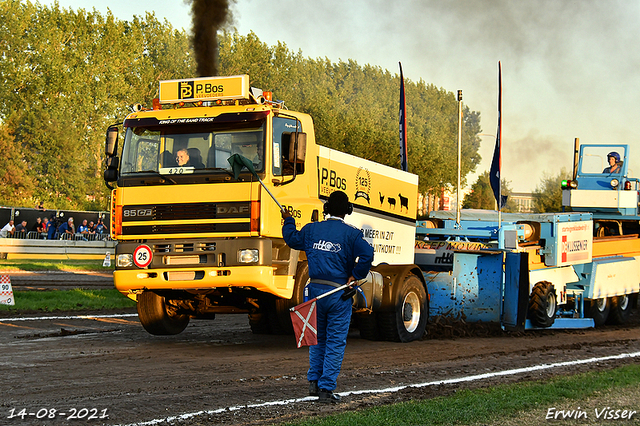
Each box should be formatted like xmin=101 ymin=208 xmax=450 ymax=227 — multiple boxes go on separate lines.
xmin=78 ymin=219 xmax=95 ymax=240
xmin=40 ymin=217 xmax=49 ymax=238
xmin=95 ymin=218 xmax=106 ymax=235
xmin=14 ymin=220 xmax=28 ymax=234
xmin=31 ymin=217 xmax=43 ymax=233
xmin=78 ymin=219 xmax=89 ymax=235
xmin=0 ymin=220 xmax=15 ymax=238
xmin=57 ymin=217 xmax=75 ymax=238
xmin=47 ymin=215 xmax=59 ymax=240
xmin=88 ymin=221 xmax=96 ymax=234
xmin=35 ymin=201 xmax=45 ymax=210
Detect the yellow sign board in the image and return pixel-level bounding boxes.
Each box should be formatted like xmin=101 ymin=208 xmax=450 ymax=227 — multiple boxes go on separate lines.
xmin=159 ymin=75 xmax=250 ymax=104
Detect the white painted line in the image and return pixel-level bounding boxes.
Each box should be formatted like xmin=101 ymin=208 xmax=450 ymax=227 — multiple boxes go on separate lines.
xmin=110 ymin=350 xmax=640 ymax=426
xmin=0 ymin=313 xmax=138 ymax=322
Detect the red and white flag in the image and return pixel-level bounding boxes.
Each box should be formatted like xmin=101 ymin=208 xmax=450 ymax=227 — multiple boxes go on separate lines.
xmin=290 ymin=298 xmax=318 ymax=348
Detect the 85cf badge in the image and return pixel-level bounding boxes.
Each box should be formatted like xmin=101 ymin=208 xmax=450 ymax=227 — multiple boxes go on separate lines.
xmin=355 ymin=167 xmax=371 ymax=204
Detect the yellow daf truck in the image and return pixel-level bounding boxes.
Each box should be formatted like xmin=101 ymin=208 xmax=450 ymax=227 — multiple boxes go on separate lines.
xmin=104 ymin=75 xmax=427 ymax=342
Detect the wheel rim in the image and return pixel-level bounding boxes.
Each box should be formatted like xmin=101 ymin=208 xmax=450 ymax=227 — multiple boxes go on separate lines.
xmin=546 ymin=292 xmax=557 ymax=318
xmin=619 ymin=295 xmax=629 ymax=310
xmin=402 ymin=291 xmax=421 ymax=333
xmin=596 ymin=298 xmax=607 ymax=312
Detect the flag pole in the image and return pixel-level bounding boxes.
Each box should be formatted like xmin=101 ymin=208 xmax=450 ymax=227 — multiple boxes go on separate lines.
xmin=456 ymin=90 xmax=463 ymax=227
xmin=399 ymin=62 xmax=408 ymax=172
xmin=497 ymin=62 xmax=503 ymax=225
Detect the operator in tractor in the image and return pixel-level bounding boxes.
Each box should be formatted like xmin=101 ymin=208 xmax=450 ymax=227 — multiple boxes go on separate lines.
xmin=281 ymin=191 xmax=374 ymax=403
xmin=603 ymin=151 xmax=622 ymax=174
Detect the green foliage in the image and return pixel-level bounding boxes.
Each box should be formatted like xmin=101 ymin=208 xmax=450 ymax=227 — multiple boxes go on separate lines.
xmin=533 ymin=167 xmax=571 ymax=213
xmin=0 ymin=1 xmax=194 ymax=210
xmin=219 ymin=31 xmax=482 ymax=192
xmin=0 ymin=4 xmax=483 ymax=208
xmin=0 ymin=289 xmax=134 ymax=312
xmin=463 ymin=171 xmax=517 ymax=212
xmin=281 ymin=364 xmax=640 ymax=426
xmin=0 ymin=259 xmax=113 ymax=271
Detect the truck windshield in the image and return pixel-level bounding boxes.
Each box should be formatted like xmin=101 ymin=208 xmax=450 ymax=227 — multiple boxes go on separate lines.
xmin=579 ymin=145 xmax=626 ymax=175
xmin=120 ymin=121 xmax=265 ymax=176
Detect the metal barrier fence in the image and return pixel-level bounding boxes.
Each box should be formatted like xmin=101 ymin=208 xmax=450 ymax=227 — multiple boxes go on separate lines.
xmin=7 ymin=231 xmax=112 ymax=242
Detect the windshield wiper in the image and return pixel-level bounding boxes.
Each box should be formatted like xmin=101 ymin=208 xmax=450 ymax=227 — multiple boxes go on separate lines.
xmin=203 ymin=167 xmax=235 ymax=177
xmin=139 ymin=170 xmax=177 ymax=184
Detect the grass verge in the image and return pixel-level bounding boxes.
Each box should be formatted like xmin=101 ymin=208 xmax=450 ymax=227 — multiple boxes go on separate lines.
xmin=0 ymin=289 xmax=135 ymax=312
xmin=282 ymin=364 xmax=640 ymax=426
xmin=0 ymin=259 xmax=113 ymax=272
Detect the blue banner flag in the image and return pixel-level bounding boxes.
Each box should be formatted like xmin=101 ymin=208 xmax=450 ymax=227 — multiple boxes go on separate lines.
xmin=489 ymin=61 xmax=507 ymax=209
xmin=399 ymin=62 xmax=408 ymax=172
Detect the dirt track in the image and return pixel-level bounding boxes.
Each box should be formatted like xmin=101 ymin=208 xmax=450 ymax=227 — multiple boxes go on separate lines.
xmin=2 ymin=296 xmax=639 ymax=426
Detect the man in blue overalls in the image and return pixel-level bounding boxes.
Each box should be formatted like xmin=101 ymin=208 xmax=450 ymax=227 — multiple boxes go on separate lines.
xmin=282 ymin=191 xmax=374 ymax=403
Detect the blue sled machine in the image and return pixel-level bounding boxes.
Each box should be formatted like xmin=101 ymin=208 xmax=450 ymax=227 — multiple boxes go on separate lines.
xmin=415 ymin=141 xmax=640 ymax=332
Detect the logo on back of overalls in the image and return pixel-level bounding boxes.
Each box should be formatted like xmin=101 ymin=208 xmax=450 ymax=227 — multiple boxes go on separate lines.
xmin=313 ymin=240 xmax=342 ymax=253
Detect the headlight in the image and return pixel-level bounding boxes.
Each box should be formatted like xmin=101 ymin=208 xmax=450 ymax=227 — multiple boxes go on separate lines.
xmin=117 ymin=254 xmax=133 ymax=267
xmin=611 ymin=178 xmax=619 ymax=188
xmin=238 ymin=249 xmax=259 ymax=263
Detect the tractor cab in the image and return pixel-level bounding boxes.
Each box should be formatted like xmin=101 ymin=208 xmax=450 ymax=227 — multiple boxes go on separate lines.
xmin=562 ymin=144 xmax=640 ymax=219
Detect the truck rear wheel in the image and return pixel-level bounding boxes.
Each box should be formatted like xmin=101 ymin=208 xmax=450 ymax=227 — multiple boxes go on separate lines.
xmin=607 ymin=295 xmax=632 ymax=325
xmin=354 ymin=312 xmax=380 ymax=341
xmin=528 ymin=281 xmax=556 ymax=328
xmin=137 ymin=291 xmax=190 ymax=335
xmin=378 ymin=274 xmax=428 ymax=342
xmin=586 ymin=297 xmax=610 ymax=327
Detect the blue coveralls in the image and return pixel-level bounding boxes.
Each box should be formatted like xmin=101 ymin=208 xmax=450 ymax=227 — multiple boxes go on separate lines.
xmin=282 ymin=215 xmax=374 ymax=391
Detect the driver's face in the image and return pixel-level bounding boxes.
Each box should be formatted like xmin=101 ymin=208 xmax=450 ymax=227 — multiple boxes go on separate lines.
xmin=176 ymin=151 xmax=189 ymax=166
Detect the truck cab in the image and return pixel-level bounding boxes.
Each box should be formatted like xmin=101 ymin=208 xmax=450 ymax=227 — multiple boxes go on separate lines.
xmin=103 ymin=75 xmax=428 ymax=342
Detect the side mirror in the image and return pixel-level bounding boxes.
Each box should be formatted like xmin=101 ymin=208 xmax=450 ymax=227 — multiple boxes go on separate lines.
xmin=104 ymin=168 xmax=118 ymax=182
xmin=288 ymin=132 xmax=307 ymax=163
xmin=105 ymin=126 xmax=119 ymax=156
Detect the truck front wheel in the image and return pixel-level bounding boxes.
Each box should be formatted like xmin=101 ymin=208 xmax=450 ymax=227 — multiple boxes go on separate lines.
xmin=137 ymin=291 xmax=190 ymax=335
xmin=378 ymin=274 xmax=428 ymax=342
xmin=528 ymin=281 xmax=556 ymax=328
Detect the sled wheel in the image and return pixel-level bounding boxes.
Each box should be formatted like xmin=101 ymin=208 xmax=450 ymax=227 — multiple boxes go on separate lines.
xmin=586 ymin=297 xmax=610 ymax=327
xmin=378 ymin=274 xmax=428 ymax=342
xmin=137 ymin=291 xmax=190 ymax=335
xmin=606 ymin=295 xmax=632 ymax=325
xmin=528 ymin=281 xmax=556 ymax=328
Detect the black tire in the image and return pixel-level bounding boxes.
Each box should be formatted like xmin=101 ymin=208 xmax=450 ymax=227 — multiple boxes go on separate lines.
xmin=586 ymin=297 xmax=610 ymax=327
xmin=378 ymin=274 xmax=428 ymax=342
xmin=274 ymin=261 xmax=308 ymax=334
xmin=607 ymin=295 xmax=632 ymax=325
xmin=354 ymin=312 xmax=380 ymax=341
xmin=528 ymin=281 xmax=556 ymax=328
xmin=137 ymin=291 xmax=190 ymax=335
xmin=248 ymin=311 xmax=271 ymax=334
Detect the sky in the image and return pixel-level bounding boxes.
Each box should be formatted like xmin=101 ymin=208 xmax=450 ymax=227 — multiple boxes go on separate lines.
xmin=41 ymin=0 xmax=640 ymax=193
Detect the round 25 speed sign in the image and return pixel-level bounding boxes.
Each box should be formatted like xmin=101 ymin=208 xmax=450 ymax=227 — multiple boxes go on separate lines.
xmin=133 ymin=245 xmax=153 ymax=268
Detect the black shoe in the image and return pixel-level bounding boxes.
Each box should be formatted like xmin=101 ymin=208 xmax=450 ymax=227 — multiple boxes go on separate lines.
xmin=318 ymin=388 xmax=341 ymax=403
xmin=309 ymin=380 xmax=319 ymax=396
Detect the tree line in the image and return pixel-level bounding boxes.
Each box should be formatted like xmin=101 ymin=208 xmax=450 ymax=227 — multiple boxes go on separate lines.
xmin=0 ymin=1 xmax=485 ymax=210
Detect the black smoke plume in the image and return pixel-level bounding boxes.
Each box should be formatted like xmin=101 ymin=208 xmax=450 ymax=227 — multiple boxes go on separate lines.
xmin=190 ymin=0 xmax=231 ymax=76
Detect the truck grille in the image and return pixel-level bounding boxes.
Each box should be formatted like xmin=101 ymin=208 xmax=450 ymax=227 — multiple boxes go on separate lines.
xmin=120 ymin=202 xmax=251 ymax=236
